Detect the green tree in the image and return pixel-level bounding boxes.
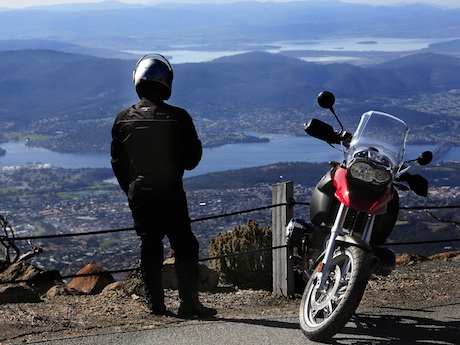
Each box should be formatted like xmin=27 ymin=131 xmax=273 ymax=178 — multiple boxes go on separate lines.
xmin=209 ymin=220 xmax=272 ymax=290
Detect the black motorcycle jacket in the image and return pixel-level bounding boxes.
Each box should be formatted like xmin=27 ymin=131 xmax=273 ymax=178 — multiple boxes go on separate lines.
xmin=111 ymin=97 xmax=202 ymax=198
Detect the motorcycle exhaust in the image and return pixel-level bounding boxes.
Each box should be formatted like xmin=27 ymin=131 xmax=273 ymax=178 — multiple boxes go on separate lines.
xmin=286 ymin=218 xmax=329 ymax=261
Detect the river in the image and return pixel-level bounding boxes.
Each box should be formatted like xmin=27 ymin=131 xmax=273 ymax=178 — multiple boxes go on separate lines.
xmin=0 ymin=137 xmax=457 ymax=178
xmin=125 ymin=37 xmax=456 ymax=64
xmin=3 ymin=37 xmax=456 ymax=175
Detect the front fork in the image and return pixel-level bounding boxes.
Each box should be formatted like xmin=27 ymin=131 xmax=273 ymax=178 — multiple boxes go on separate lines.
xmin=316 ymin=203 xmax=349 ymax=288
xmin=315 ymin=203 xmax=377 ymax=289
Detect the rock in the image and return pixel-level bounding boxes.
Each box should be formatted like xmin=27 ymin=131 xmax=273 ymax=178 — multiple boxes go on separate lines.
xmin=45 ymin=284 xmax=82 ymax=298
xmin=67 ymin=264 xmax=115 ymax=295
xmin=33 ymin=269 xmax=63 ymax=294
xmin=121 ymin=269 xmax=145 ymax=297
xmin=395 ymin=253 xmax=428 ymax=265
xmin=198 ymin=264 xmax=220 ymax=291
xmin=0 ymin=284 xmax=41 ymax=304
xmin=162 ymin=258 xmax=219 ymax=291
xmin=101 ymin=281 xmax=126 ymax=295
xmin=0 ymin=261 xmax=61 ymax=294
xmin=428 ymin=250 xmax=460 ymax=261
xmin=0 ymin=261 xmax=41 ymax=282
xmin=395 ymin=253 xmax=412 ymax=264
xmin=0 ymin=260 xmax=9 ymax=274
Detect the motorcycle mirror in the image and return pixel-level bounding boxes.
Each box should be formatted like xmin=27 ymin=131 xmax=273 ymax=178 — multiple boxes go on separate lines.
xmin=417 ymin=151 xmax=433 ymax=166
xmin=317 ymin=91 xmax=335 ymax=109
xmin=317 ymin=91 xmax=344 ymax=132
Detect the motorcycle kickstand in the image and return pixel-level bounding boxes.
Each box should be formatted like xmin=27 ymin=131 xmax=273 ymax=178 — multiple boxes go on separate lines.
xmin=353 ymin=313 xmax=377 ymax=328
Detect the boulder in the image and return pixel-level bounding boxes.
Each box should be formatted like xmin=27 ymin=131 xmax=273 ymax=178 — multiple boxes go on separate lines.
xmin=428 ymin=250 xmax=460 ymax=261
xmin=0 ymin=284 xmax=41 ymax=304
xmin=45 ymin=284 xmax=82 ymax=298
xmin=121 ymin=269 xmax=145 ymax=297
xmin=396 ymin=253 xmax=428 ymax=265
xmin=0 ymin=260 xmax=9 ymax=274
xmin=0 ymin=261 xmax=61 ymax=294
xmin=101 ymin=281 xmax=126 ymax=295
xmin=67 ymin=264 xmax=115 ymax=294
xmin=162 ymin=258 xmax=219 ymax=291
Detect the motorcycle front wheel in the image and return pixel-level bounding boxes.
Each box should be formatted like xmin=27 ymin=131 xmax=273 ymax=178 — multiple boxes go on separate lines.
xmin=299 ymin=245 xmax=370 ymax=341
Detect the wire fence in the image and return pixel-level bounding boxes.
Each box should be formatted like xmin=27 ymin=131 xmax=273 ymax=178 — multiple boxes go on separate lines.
xmin=1 ymin=200 xmax=459 ymax=286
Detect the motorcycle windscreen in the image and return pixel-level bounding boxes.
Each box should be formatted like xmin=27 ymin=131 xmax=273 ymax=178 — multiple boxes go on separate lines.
xmin=347 ymin=111 xmax=408 ymax=173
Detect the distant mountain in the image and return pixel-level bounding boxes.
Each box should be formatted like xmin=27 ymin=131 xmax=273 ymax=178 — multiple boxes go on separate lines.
xmin=0 ymin=2 xmax=458 ymax=49
xmin=174 ymin=51 xmax=460 ymax=105
xmin=0 ymin=50 xmax=134 ymax=127
xmin=0 ymin=49 xmax=458 ymax=151
xmin=371 ymin=53 xmax=460 ymax=93
xmin=1 ymin=49 xmax=459 ymax=123
xmin=183 ymin=161 xmax=460 ymax=190
xmin=0 ymin=39 xmax=137 ymax=59
xmin=20 ymin=1 xmax=147 ymax=11
xmin=424 ymin=39 xmax=460 ymax=53
xmin=375 ymin=51 xmax=460 ymax=69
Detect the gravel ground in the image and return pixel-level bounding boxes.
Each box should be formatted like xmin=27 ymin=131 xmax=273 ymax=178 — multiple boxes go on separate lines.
xmin=1 ymin=252 xmax=459 ymax=344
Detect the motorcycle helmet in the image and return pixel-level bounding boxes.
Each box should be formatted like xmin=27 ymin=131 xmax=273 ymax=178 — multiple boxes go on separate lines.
xmin=133 ymin=53 xmax=173 ymax=100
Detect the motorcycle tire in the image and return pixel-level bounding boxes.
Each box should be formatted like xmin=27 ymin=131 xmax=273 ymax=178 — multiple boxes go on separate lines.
xmin=299 ymin=245 xmax=370 ymax=341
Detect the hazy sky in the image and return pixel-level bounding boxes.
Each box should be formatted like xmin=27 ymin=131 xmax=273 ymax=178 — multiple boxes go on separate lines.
xmin=1 ymin=0 xmax=459 ymax=9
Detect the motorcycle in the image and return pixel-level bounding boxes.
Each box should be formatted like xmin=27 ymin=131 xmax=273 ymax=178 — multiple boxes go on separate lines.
xmin=286 ymin=91 xmax=432 ymax=341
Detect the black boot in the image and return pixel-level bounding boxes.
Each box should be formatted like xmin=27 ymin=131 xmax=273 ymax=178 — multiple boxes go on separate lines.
xmin=140 ymin=235 xmax=169 ymax=315
xmin=141 ymin=264 xmax=167 ymax=315
xmin=178 ymin=296 xmax=217 ymax=319
xmin=148 ymin=300 xmax=167 ymax=316
xmin=175 ymin=258 xmax=216 ymax=318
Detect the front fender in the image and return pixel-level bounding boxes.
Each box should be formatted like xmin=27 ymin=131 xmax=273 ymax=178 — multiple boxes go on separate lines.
xmin=313 ymin=236 xmax=371 ymax=267
xmin=336 ymin=235 xmax=371 ymax=251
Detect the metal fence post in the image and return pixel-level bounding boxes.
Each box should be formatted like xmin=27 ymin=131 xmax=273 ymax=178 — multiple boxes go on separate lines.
xmin=272 ymin=180 xmax=294 ymax=297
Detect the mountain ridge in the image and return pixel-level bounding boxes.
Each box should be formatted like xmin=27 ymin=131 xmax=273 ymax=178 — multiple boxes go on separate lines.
xmin=1 ymin=1 xmax=459 ymax=48
xmin=1 ymin=49 xmax=459 ymax=117
xmin=0 ymin=49 xmax=459 ymax=152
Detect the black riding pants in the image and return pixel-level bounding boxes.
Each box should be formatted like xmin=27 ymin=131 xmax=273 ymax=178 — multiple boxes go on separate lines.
xmin=129 ymin=189 xmax=200 ymax=307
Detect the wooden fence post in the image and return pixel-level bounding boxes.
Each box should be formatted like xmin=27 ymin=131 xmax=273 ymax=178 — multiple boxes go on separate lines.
xmin=272 ymin=181 xmax=294 ymax=297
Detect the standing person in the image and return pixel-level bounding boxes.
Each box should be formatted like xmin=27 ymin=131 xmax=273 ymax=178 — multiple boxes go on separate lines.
xmin=111 ymin=53 xmax=216 ymax=318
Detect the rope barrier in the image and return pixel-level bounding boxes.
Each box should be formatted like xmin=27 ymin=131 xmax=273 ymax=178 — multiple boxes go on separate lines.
xmin=198 ymin=244 xmax=287 ymax=262
xmin=2 ymin=234 xmax=459 ymax=286
xmin=400 ymin=205 xmax=460 ymax=210
xmin=7 ymin=227 xmax=134 ymax=241
xmin=386 ymin=238 xmax=460 ymax=246
xmin=1 ymin=201 xmax=459 ymax=286
xmin=191 ymin=203 xmax=289 ymax=223
xmin=3 ymin=202 xmax=458 ymax=242
xmin=427 ymin=210 xmax=460 ymax=226
xmin=0 ymin=245 xmax=288 ymax=285
xmin=2 ymin=203 xmax=289 ymax=242
xmin=0 ymin=268 xmax=136 ymax=285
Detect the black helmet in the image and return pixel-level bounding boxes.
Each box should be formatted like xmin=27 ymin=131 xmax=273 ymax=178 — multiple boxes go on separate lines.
xmin=133 ymin=53 xmax=173 ymax=100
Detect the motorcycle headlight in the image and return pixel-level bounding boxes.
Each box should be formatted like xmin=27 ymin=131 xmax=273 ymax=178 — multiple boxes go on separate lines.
xmin=349 ymin=161 xmax=391 ymax=184
xmin=349 ymin=162 xmax=374 ymax=182
xmin=374 ymin=168 xmax=391 ymax=183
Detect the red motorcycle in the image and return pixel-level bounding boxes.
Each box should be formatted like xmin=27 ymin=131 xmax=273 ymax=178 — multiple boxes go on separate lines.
xmin=286 ymin=91 xmax=432 ymax=341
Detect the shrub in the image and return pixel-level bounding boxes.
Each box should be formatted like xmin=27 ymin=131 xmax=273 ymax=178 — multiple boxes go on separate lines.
xmin=209 ymin=220 xmax=272 ymax=290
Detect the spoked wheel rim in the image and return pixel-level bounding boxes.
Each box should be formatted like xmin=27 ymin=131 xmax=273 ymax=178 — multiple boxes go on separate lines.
xmin=303 ymin=249 xmax=354 ymax=328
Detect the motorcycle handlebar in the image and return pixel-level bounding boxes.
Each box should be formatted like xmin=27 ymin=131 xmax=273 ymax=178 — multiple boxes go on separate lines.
xmin=396 ymin=172 xmax=429 ymax=197
xmin=304 ymin=118 xmax=351 ymax=146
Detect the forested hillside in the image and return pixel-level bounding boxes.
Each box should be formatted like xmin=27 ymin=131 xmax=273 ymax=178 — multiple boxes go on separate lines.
xmin=184 ymin=161 xmax=460 ymax=190
xmin=2 ymin=50 xmax=460 ymax=123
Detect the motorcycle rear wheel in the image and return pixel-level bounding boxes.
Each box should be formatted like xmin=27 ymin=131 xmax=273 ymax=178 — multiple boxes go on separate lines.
xmin=299 ymin=245 xmax=370 ymax=341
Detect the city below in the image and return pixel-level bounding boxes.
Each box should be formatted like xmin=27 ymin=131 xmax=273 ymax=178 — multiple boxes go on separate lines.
xmin=0 ymin=161 xmax=458 ymax=279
